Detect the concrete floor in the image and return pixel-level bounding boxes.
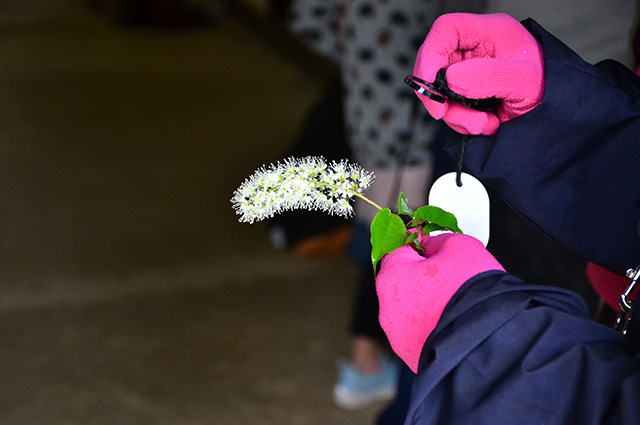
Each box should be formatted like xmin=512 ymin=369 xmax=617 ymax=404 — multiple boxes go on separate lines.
xmin=0 ymin=1 xmax=636 ymax=424
xmin=0 ymin=2 xmax=380 ymax=424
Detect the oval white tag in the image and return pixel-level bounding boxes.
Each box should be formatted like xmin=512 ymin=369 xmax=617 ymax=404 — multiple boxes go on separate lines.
xmin=428 ymin=172 xmax=490 ymax=246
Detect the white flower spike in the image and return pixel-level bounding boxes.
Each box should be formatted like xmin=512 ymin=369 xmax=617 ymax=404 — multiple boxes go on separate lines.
xmin=231 ymin=156 xmax=375 ymax=224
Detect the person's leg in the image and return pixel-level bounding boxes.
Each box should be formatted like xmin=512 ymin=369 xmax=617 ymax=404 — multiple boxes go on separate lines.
xmin=333 ymin=165 xmax=431 ymax=410
xmin=332 ymin=0 xmax=437 ymax=409
xmin=348 ymin=266 xmax=387 ymax=373
xmin=334 ymin=222 xmax=400 ymax=410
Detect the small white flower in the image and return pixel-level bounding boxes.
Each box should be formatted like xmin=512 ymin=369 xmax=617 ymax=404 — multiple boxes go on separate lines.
xmin=231 ymin=156 xmax=374 ymax=223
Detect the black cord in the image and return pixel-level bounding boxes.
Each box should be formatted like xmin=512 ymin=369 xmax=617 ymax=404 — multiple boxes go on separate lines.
xmin=456 ymin=135 xmax=470 ymax=187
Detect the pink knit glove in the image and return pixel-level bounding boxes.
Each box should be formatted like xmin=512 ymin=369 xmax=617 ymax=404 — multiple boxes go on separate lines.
xmin=376 ymin=233 xmax=505 ymax=373
xmin=413 ymin=13 xmax=544 ymax=135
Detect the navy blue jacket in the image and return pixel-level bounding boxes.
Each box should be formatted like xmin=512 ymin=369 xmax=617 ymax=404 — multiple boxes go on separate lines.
xmin=409 ymin=19 xmax=640 ymax=424
xmin=409 ymin=271 xmax=639 ymax=424
xmin=444 ymin=19 xmax=640 ymax=276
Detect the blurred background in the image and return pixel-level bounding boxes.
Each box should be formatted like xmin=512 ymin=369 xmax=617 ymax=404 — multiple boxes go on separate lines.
xmin=0 ymin=1 xmax=636 ymax=424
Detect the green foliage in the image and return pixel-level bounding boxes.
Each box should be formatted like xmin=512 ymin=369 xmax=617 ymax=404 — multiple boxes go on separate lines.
xmin=370 ymin=208 xmax=406 ymax=272
xmin=369 ymin=193 xmax=463 ymax=272
xmin=412 ymin=205 xmax=462 ymax=234
xmin=397 ymin=192 xmax=414 ymax=216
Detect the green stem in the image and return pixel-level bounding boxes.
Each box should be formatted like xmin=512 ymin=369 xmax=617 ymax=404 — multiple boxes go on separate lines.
xmin=352 ymin=192 xmax=384 ymax=211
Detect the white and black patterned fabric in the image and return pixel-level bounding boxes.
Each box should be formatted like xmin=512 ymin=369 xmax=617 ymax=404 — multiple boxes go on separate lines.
xmin=288 ymin=0 xmax=487 ymax=167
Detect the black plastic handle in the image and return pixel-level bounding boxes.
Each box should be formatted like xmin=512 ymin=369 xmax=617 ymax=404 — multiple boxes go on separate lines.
xmin=405 ymin=68 xmax=500 ymax=112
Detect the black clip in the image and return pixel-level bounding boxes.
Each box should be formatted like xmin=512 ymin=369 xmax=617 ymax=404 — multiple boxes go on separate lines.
xmin=404 ymin=68 xmax=500 ymax=112
xmin=404 ymin=75 xmax=446 ymax=103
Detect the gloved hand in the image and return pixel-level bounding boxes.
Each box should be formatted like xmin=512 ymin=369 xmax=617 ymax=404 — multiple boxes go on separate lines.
xmin=376 ymin=233 xmax=505 ymax=373
xmin=413 ymin=13 xmax=544 ymax=135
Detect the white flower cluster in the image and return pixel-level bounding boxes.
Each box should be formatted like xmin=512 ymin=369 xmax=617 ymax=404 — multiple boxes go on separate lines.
xmin=232 ymin=156 xmax=374 ymax=223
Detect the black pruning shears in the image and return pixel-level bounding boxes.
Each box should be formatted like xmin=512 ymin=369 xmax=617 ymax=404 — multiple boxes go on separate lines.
xmin=404 ymin=68 xmax=500 ymax=112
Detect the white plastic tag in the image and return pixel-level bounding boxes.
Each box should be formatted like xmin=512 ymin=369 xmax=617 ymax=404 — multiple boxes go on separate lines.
xmin=428 ymin=172 xmax=490 ymax=246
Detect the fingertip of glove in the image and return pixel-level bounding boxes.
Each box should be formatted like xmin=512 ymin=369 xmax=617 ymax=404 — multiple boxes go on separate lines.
xmin=379 ymin=244 xmax=423 ymax=271
xmin=417 ymin=93 xmax=446 ymax=120
xmin=481 ymin=114 xmax=500 ymax=135
xmin=424 ymin=233 xmax=482 ymax=256
xmin=442 ymin=102 xmax=500 ymax=135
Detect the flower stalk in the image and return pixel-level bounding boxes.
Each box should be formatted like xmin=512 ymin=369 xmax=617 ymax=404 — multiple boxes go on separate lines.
xmin=231 ymin=156 xmax=462 ymax=272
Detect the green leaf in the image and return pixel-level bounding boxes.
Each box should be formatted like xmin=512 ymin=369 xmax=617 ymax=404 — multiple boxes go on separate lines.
xmin=421 ymin=222 xmax=448 ymax=234
xmin=370 ymin=208 xmax=407 ymax=271
xmin=405 ymin=231 xmax=419 ymax=245
xmin=414 ymin=205 xmax=463 ymax=233
xmin=397 ymin=192 xmax=414 ymax=217
xmin=404 ymin=230 xmax=423 ymax=251
xmin=413 ymin=236 xmax=423 ymax=251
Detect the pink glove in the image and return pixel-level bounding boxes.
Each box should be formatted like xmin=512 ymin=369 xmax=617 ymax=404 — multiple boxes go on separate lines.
xmin=413 ymin=13 xmax=544 ymax=135
xmin=376 ymin=233 xmax=504 ymax=373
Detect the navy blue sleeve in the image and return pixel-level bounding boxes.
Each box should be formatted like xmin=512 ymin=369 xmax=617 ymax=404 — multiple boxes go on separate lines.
xmin=406 ymin=272 xmax=640 ymax=425
xmin=443 ymin=18 xmax=640 ymax=275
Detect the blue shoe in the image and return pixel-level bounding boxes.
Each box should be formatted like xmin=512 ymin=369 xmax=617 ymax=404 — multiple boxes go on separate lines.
xmin=333 ymin=356 xmax=400 ymax=410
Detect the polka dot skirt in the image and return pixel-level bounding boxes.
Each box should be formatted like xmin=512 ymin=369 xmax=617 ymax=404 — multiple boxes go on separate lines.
xmin=289 ymin=0 xmax=474 ymax=167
